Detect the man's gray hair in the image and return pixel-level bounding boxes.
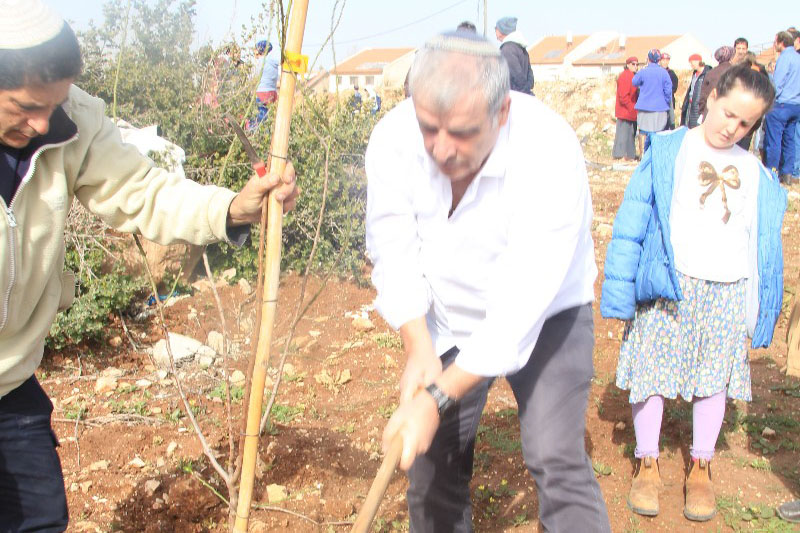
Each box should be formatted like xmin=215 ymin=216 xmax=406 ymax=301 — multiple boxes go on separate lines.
xmin=408 ymin=32 xmax=510 ymax=117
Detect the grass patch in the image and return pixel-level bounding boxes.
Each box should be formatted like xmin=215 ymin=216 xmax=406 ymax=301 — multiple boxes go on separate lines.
xmin=373 ymin=332 xmax=402 ymax=350
xmin=476 ymin=425 xmax=521 ymax=453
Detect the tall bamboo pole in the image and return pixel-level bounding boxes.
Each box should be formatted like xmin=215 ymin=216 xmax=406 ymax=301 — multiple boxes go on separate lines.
xmin=233 ymin=1 xmax=310 ymax=530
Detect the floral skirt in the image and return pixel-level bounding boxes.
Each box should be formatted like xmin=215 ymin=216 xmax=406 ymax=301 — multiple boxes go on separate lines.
xmin=616 ymin=272 xmax=751 ymax=403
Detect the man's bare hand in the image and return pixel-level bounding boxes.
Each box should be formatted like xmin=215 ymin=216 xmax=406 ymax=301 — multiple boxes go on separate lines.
xmin=399 ymin=347 xmax=442 ymax=404
xmin=227 ymin=161 xmax=299 ymax=226
xmin=383 ymin=389 xmax=440 ymax=470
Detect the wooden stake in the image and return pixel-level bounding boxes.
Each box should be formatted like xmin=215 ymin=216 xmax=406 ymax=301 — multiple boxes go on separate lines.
xmin=233 ymin=1 xmax=310 ymax=530
xmin=350 ymin=435 xmax=404 ymax=533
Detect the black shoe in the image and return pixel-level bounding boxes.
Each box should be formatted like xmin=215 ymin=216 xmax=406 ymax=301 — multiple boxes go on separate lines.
xmin=778 ymin=500 xmax=800 ymax=523
xmin=779 ymin=174 xmax=797 ymax=185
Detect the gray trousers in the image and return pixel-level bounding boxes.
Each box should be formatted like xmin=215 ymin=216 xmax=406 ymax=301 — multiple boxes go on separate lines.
xmin=407 ymin=304 xmax=610 ymax=533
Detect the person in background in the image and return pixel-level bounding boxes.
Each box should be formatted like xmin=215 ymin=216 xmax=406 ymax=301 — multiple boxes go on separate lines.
xmin=0 ymin=1 xmax=299 ymax=529
xmin=660 ymin=53 xmax=679 ymax=129
xmin=457 ymin=20 xmax=477 ymax=33
xmin=763 ymin=31 xmax=800 ymax=184
xmin=251 ymin=40 xmax=279 ymax=128
xmin=681 ymin=54 xmax=711 ymax=128
xmin=700 ymin=46 xmax=735 ymax=121
xmin=613 ymin=56 xmax=639 ymax=160
xmin=732 ymin=37 xmax=749 ymax=65
xmin=602 ymin=64 xmax=783 ymax=523
xmin=791 ymin=29 xmax=800 ymax=178
xmin=632 ymin=49 xmax=672 ymax=153
xmin=350 ymin=82 xmax=363 ymax=111
xmin=495 ymin=16 xmax=534 ymax=95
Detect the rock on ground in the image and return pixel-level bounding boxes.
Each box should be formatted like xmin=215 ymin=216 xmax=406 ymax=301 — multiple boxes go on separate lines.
xmin=152 ymin=333 xmax=215 ymax=368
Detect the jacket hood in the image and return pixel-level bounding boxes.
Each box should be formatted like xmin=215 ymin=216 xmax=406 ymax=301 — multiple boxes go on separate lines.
xmin=502 ymin=30 xmax=528 ymax=48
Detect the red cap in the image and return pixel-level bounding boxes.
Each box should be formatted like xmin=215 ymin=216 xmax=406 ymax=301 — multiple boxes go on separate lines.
xmin=661 ymin=53 xmax=671 ymax=60
xmin=689 ymin=53 xmax=702 ymax=61
xmin=626 ymin=56 xmax=638 ymax=64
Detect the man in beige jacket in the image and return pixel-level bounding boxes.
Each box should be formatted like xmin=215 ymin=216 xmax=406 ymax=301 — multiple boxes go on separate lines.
xmin=0 ymin=1 xmax=297 ymax=529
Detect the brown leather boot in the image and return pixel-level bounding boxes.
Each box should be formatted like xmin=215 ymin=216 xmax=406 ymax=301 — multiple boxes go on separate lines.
xmin=627 ymin=456 xmax=660 ymax=516
xmin=684 ymin=458 xmax=717 ymax=521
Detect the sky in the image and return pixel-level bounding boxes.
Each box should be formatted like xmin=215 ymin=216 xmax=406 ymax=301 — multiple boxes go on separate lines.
xmin=50 ymin=0 xmax=796 ymax=70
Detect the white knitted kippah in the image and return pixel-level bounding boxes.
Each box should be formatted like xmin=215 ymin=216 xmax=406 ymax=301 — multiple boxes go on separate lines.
xmin=0 ymin=0 xmax=65 ymax=50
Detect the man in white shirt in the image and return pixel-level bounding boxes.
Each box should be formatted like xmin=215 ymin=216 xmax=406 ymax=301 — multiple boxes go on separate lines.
xmin=366 ymin=32 xmax=610 ymax=532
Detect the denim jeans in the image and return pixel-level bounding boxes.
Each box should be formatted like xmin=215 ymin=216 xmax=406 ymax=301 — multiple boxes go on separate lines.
xmin=406 ymin=305 xmax=610 ymax=533
xmin=0 ymin=377 xmax=68 ymax=532
xmin=764 ymin=102 xmax=800 ymax=175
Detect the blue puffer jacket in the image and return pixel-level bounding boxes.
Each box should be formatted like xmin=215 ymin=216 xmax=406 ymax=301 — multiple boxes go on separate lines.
xmin=601 ymin=127 xmax=786 ymax=348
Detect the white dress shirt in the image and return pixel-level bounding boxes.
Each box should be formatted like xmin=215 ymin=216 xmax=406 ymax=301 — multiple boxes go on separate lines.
xmin=365 ymin=93 xmax=597 ymax=377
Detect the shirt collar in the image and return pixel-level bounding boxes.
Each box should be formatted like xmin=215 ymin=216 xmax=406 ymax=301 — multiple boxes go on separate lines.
xmin=479 ymin=116 xmax=509 ymax=180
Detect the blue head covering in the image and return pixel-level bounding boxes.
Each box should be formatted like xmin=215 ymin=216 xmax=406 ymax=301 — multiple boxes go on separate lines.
xmin=495 ymin=17 xmax=517 ymax=35
xmin=256 ymin=40 xmax=271 ymax=55
xmin=647 ymin=48 xmax=662 ymax=63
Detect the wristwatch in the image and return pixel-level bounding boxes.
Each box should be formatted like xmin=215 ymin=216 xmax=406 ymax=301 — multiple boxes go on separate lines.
xmin=425 ymin=383 xmax=456 ymax=417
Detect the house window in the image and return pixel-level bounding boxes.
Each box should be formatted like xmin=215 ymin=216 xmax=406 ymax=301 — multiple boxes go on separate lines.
xmin=349 ymin=76 xmax=359 ymax=86
xmin=365 ymin=75 xmax=374 ymax=86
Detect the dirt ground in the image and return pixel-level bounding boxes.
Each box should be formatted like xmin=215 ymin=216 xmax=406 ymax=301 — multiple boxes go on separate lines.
xmin=45 ymin=80 xmax=800 ymax=533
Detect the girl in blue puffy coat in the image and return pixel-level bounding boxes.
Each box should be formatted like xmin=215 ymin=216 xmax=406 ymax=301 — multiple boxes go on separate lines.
xmin=600 ymin=64 xmax=785 ymax=523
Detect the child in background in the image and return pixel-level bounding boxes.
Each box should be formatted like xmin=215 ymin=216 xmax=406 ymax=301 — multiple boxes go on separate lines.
xmin=601 ymin=64 xmax=786 ymax=522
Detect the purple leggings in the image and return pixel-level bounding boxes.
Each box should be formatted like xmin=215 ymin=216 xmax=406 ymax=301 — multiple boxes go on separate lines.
xmin=631 ymin=390 xmax=727 ymax=461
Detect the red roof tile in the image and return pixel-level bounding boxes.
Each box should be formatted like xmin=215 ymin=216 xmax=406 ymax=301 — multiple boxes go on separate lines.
xmin=528 ymin=35 xmax=589 ymax=64
xmin=572 ymin=35 xmax=680 ymax=66
xmin=331 ymin=48 xmax=415 ymax=75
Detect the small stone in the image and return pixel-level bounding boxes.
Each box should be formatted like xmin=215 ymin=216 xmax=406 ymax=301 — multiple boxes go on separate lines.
xmin=156 ymin=457 xmax=166 ymax=468
xmin=166 ymin=441 xmax=178 ymax=456
xmin=221 ymin=268 xmax=237 ymax=281
xmin=615 ymin=421 xmax=626 ymax=431
xmin=89 ymin=460 xmax=110 ymax=471
xmin=109 ymin=336 xmax=123 ymax=348
xmin=102 ymin=367 xmax=124 ymax=377
xmin=207 ymin=331 xmax=224 ymax=355
xmin=135 ymin=379 xmax=153 ymax=390
xmin=761 ymin=426 xmax=776 ymax=437
xmin=266 ymin=483 xmax=288 ymax=503
xmin=596 ymin=223 xmax=613 ymax=239
xmin=70 ymin=482 xmax=79 ymax=492
xmin=231 ymin=370 xmax=246 ymax=385
xmin=238 ymin=278 xmax=253 ymax=295
xmin=250 ymin=520 xmax=270 ymax=533
xmin=352 ymin=316 xmax=375 ymax=332
xmin=94 ymin=376 xmax=118 ymax=394
xmin=283 ymin=363 xmax=296 ymax=377
xmin=128 ymin=457 xmax=146 ymax=469
xmin=198 ymin=355 xmax=214 ymax=369
xmin=157 ymin=370 xmax=169 ymax=380
xmin=150 ymin=407 xmax=162 ymax=414
xmin=80 ymin=481 xmax=92 ymax=494
xmin=575 ymin=121 xmax=596 ymax=137
xmin=73 ymin=521 xmax=100 ymax=532
xmin=144 ymin=479 xmax=161 ymax=496
xmin=152 ymin=333 xmax=215 ymax=368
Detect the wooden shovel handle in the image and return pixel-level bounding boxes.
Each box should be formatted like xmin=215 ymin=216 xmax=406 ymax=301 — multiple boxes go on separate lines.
xmin=350 ymin=434 xmax=404 ymax=533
